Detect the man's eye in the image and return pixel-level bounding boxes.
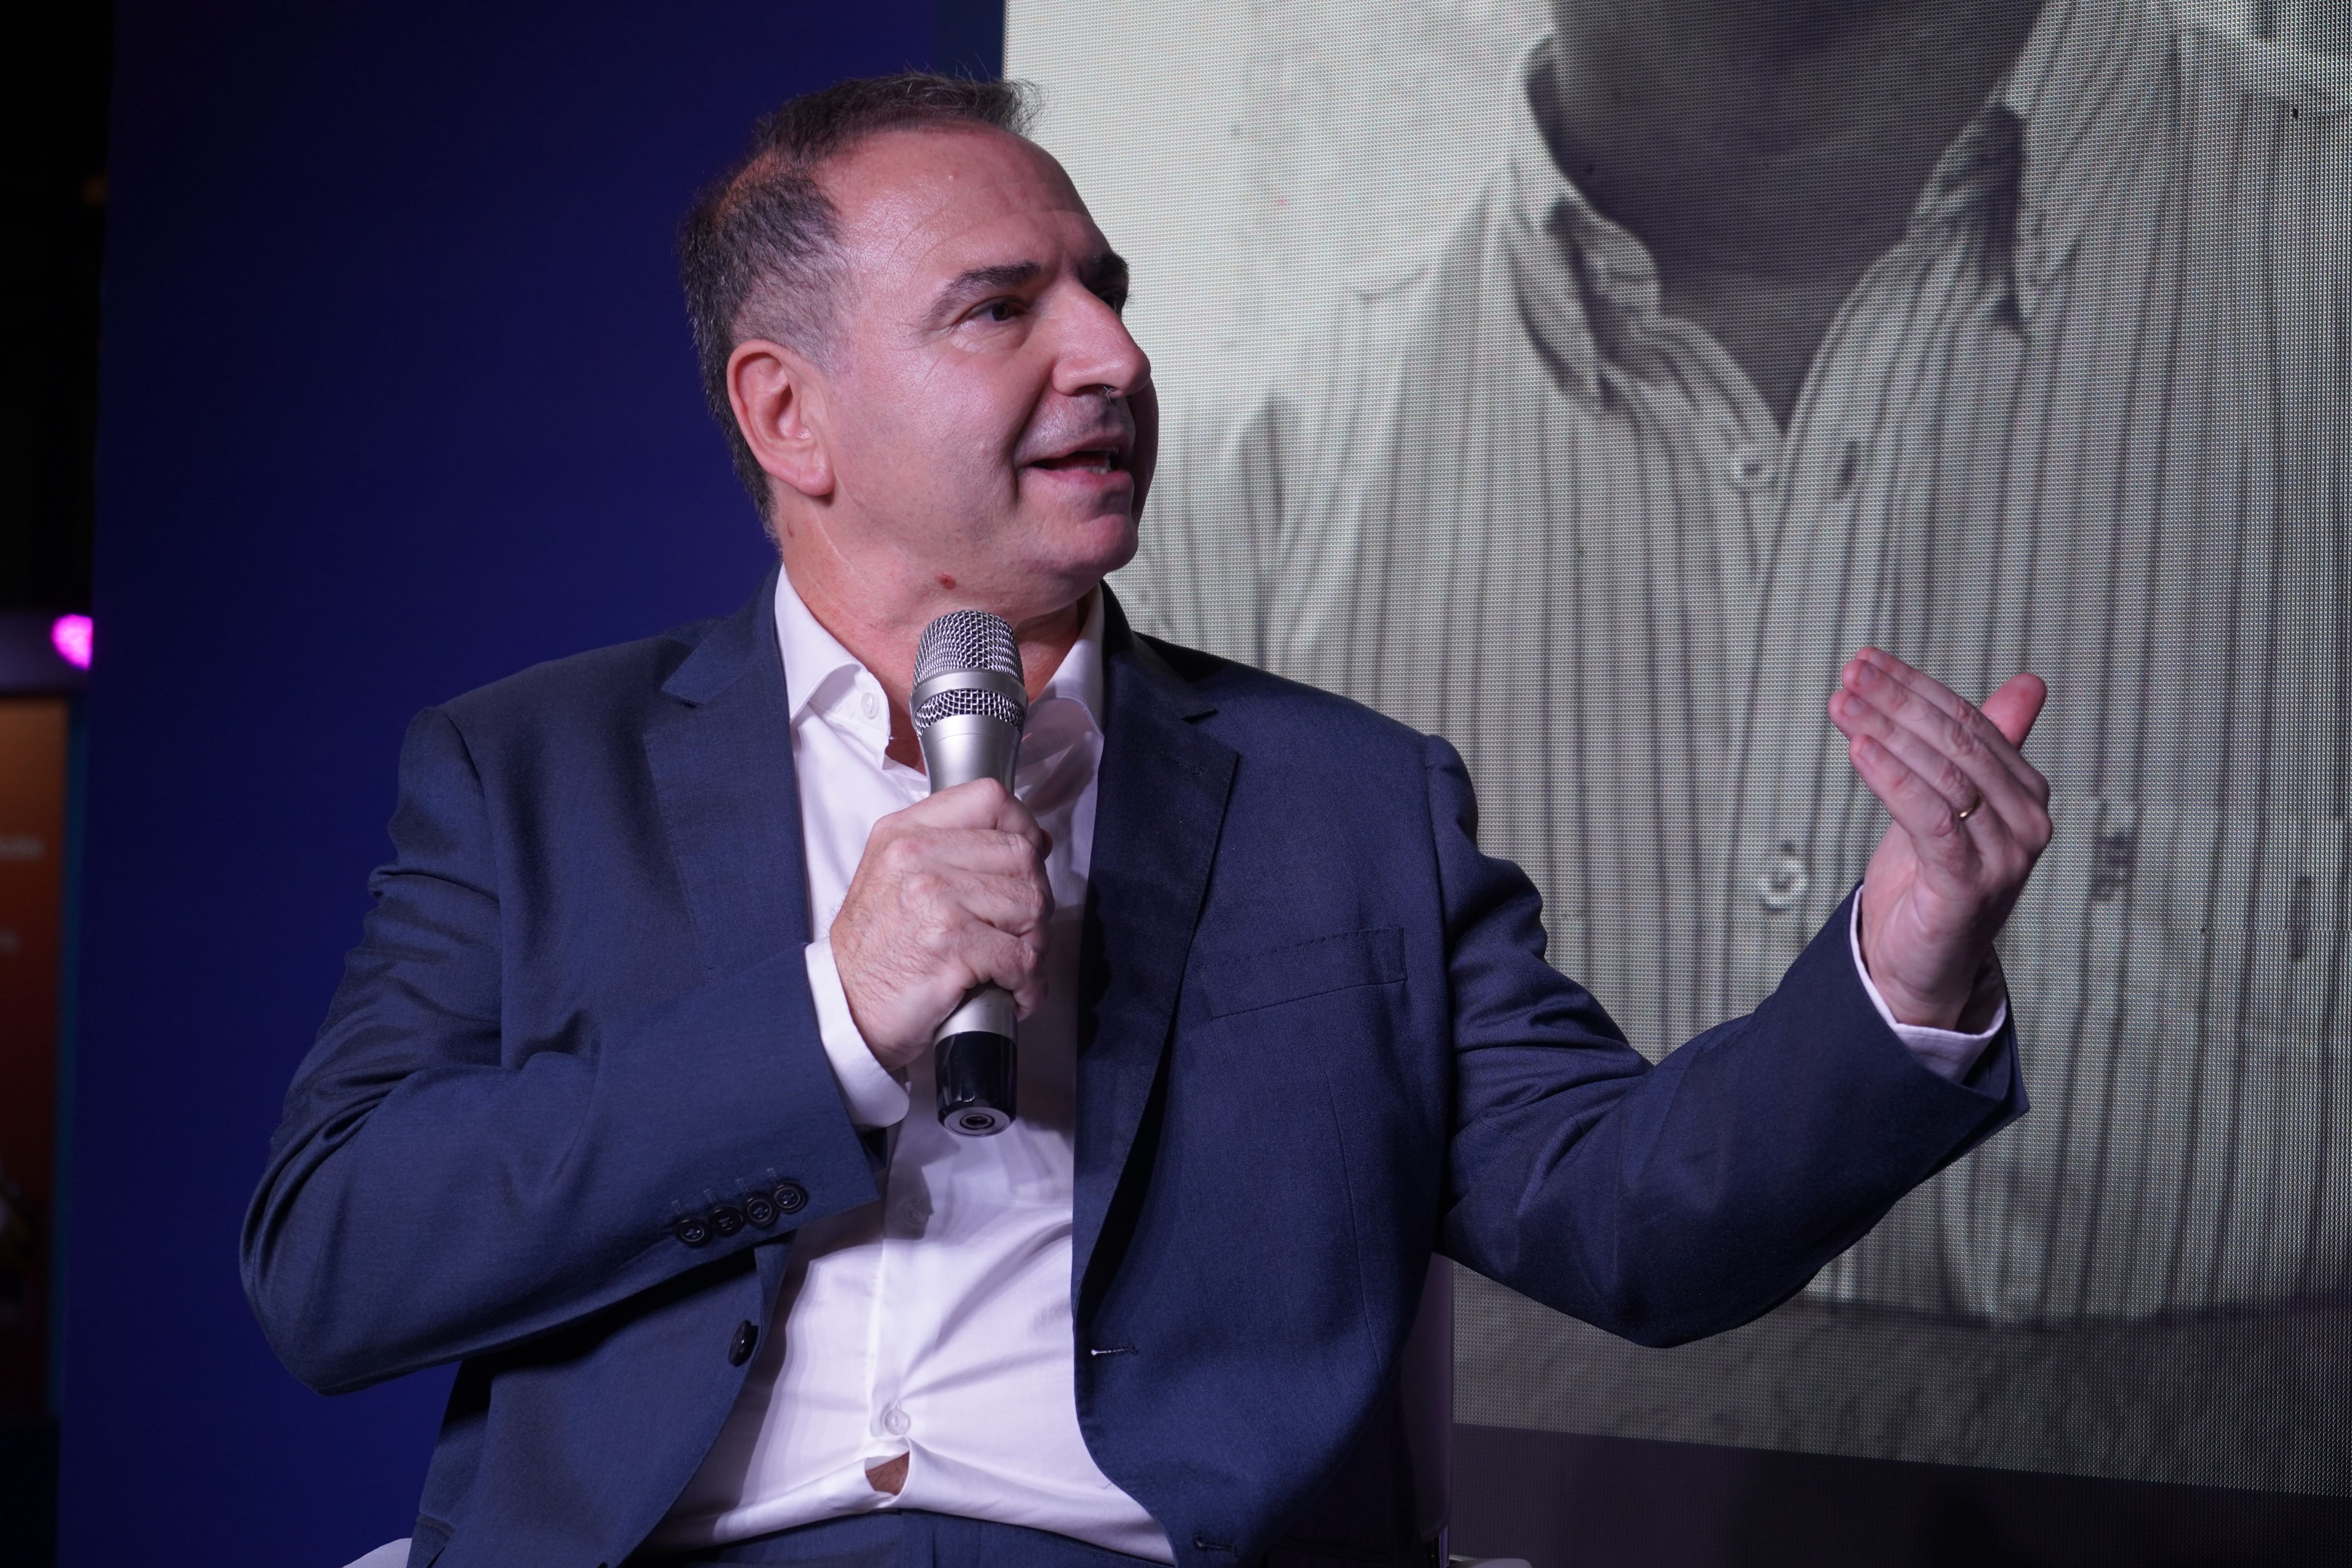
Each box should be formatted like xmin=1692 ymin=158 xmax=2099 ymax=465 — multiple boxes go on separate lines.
xmin=977 ymin=299 xmax=1022 ymax=324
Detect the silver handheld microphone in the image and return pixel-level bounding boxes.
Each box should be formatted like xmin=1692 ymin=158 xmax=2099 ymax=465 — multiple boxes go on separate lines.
xmin=911 ymin=609 xmax=1029 ymax=1137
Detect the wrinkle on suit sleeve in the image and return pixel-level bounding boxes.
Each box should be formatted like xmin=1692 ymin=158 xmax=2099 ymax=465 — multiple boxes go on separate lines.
xmin=240 ymin=706 xmax=876 ymax=1395
xmin=1424 ymin=733 xmax=2025 ymax=1347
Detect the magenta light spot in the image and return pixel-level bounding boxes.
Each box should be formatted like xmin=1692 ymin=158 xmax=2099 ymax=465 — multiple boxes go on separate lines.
xmin=51 ymin=614 xmax=93 ymax=670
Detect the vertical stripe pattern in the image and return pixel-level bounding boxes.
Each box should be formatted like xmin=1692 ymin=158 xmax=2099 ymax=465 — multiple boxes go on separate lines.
xmin=1116 ymin=0 xmax=2352 ymax=1322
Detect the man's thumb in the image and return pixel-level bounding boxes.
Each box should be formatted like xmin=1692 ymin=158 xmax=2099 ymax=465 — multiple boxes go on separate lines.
xmin=1982 ymin=672 xmax=2049 ymax=748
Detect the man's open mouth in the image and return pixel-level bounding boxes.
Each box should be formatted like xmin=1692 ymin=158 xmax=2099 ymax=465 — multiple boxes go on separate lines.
xmin=1029 ymin=446 xmax=1126 ymax=473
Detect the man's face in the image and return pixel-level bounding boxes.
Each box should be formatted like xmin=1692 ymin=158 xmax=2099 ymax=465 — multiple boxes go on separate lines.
xmin=803 ymin=126 xmax=1155 ymax=622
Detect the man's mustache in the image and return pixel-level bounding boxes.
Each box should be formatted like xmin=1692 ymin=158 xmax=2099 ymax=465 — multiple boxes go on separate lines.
xmin=1017 ymin=398 xmax=1140 ymax=468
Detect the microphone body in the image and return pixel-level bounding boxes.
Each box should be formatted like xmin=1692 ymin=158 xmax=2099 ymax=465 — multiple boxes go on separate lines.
xmin=910 ymin=611 xmax=1029 ymax=1137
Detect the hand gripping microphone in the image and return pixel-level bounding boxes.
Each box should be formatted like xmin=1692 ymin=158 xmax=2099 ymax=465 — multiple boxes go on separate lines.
xmin=910 ymin=609 xmax=1029 ymax=1137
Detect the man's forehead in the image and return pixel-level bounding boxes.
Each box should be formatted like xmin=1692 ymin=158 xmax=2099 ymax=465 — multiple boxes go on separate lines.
xmin=823 ymin=125 xmax=1099 ymax=276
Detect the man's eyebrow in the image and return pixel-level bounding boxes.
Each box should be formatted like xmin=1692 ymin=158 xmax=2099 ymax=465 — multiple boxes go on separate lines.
xmin=938 ymin=261 xmax=1045 ymax=305
xmin=930 ymin=261 xmax=1046 ymax=325
xmin=1081 ymin=251 xmax=1130 ymax=294
xmin=930 ymin=252 xmax=1131 ymax=321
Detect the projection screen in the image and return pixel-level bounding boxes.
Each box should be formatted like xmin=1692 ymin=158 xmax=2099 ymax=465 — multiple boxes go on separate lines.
xmin=1010 ymin=0 xmax=2352 ymax=1503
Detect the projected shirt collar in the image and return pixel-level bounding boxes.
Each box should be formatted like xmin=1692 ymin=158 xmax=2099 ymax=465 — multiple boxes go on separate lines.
xmin=1502 ymin=0 xmax=2182 ymax=405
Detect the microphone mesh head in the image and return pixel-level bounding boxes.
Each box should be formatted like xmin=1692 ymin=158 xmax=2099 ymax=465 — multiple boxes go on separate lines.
xmin=912 ymin=610 xmax=1025 ymax=734
xmin=917 ymin=685 xmax=1025 ymax=731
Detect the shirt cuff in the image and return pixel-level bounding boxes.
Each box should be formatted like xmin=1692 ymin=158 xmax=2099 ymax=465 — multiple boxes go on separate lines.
xmin=1848 ymin=897 xmax=2007 ymax=1084
xmin=803 ymin=939 xmax=911 ymax=1128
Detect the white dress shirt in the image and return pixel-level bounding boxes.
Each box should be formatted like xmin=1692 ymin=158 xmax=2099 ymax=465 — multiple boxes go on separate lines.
xmin=649 ymin=570 xmax=1996 ymax=1557
xmin=650 ymin=573 xmax=1173 ymax=1560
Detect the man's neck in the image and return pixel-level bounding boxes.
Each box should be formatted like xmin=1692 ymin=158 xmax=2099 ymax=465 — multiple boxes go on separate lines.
xmin=780 ymin=546 xmax=1088 ymax=770
xmin=1540 ymin=0 xmax=2043 ymax=421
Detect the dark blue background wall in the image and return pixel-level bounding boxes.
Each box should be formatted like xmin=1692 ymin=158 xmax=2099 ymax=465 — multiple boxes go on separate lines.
xmin=63 ymin=5 xmax=973 ymax=1561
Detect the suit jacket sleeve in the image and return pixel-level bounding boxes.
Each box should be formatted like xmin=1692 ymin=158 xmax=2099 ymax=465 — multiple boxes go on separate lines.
xmin=240 ymin=707 xmax=875 ymax=1394
xmin=1427 ymin=734 xmax=2023 ymax=1346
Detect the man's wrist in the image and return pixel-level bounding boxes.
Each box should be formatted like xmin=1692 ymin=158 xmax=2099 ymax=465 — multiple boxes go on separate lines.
xmin=1848 ymin=897 xmax=2007 ymax=1082
xmin=805 ymin=939 xmax=911 ymax=1127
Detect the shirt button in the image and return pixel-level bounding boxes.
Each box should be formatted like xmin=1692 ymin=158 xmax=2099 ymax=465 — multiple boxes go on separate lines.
xmin=882 ymin=1406 xmax=912 ymax=1436
xmin=1835 ymin=439 xmax=1864 ymax=496
xmin=898 ymin=1199 xmax=928 ymax=1229
xmin=1732 ymin=443 xmax=1780 ymax=491
xmin=861 ymin=691 xmax=880 ymax=719
xmin=1756 ymin=840 xmax=1811 ymax=912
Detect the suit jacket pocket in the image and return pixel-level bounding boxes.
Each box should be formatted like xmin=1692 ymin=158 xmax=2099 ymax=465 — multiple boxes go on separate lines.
xmin=1196 ymin=927 xmax=1406 ymax=1019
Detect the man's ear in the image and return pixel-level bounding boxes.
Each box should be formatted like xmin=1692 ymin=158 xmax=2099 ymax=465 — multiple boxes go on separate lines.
xmin=727 ymin=338 xmax=834 ymax=501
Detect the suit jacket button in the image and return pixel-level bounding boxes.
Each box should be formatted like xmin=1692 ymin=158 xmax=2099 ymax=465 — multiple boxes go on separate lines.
xmin=708 ymin=1204 xmax=745 ymax=1237
xmin=672 ymin=1214 xmax=712 ymax=1248
xmin=728 ymin=1320 xmax=759 ymax=1367
xmin=742 ymin=1192 xmax=779 ymax=1227
xmin=773 ymin=1181 xmax=808 ymax=1216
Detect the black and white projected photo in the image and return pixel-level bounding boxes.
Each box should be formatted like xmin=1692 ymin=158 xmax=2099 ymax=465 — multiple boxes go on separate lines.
xmin=1011 ymin=0 xmax=2352 ymax=1501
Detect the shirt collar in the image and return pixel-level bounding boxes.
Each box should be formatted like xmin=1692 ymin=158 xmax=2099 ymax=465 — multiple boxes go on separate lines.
xmin=1041 ymin=585 xmax=1106 ymax=730
xmin=1503 ymin=0 xmax=2178 ymax=396
xmin=771 ymin=567 xmax=1107 ymax=734
xmin=773 ymin=567 xmax=870 ymax=728
xmin=1995 ymin=0 xmax=2181 ymax=315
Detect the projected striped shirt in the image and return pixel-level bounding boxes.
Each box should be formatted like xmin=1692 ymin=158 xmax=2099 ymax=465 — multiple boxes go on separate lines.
xmin=1119 ymin=0 xmax=2352 ymax=1323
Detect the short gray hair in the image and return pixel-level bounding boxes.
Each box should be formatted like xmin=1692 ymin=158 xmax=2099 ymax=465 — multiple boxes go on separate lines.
xmin=678 ymin=72 xmax=1040 ymax=520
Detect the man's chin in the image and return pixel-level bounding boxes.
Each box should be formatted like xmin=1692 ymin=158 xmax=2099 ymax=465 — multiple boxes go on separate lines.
xmin=977 ymin=531 xmax=1135 ymax=629
xmin=1020 ymin=508 xmax=1139 ymax=579
xmin=1089 ymin=512 xmax=1142 ymax=579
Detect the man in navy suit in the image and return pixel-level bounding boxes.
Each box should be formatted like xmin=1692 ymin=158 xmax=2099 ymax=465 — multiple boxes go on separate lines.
xmin=244 ymin=75 xmax=2050 ymax=1568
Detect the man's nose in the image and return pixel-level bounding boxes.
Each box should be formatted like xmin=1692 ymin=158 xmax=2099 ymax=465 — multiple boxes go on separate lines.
xmin=1050 ymin=290 xmax=1151 ymax=400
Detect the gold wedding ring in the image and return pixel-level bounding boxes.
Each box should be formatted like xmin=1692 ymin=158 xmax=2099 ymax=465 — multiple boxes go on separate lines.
xmin=1956 ymin=796 xmax=1982 ymax=821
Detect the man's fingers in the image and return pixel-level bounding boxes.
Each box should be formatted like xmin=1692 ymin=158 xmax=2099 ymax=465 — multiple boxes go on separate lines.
xmin=1846 ymin=730 xmax=1979 ymax=862
xmin=899 ymin=777 xmax=1007 ymax=824
xmin=879 ymin=826 xmax=1048 ymax=882
xmin=898 ymin=778 xmax=1050 ymax=852
xmin=960 ymin=777 xmax=1051 ymax=843
xmin=835 ymin=777 xmax=1060 ymax=1058
xmin=1841 ymin=650 xmax=2050 ymax=809
xmin=1979 ymin=670 xmax=2049 ymax=749
xmin=968 ymin=926 xmax=1049 ymax=1016
xmin=1830 ymin=685 xmax=2039 ymax=834
xmin=938 ymin=869 xmax=1054 ymax=939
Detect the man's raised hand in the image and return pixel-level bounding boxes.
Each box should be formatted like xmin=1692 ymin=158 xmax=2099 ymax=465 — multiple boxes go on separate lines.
xmin=829 ymin=779 xmax=1053 ymax=1072
xmin=1828 ymin=649 xmax=2052 ymax=1031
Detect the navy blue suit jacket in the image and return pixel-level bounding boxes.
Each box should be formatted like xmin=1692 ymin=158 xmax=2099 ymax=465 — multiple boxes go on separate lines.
xmin=244 ymin=575 xmax=2021 ymax=1568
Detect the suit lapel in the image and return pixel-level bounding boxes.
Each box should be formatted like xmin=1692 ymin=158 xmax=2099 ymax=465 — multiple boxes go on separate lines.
xmin=1073 ymin=593 xmax=1237 ymax=1290
xmin=642 ymin=567 xmax=814 ymax=979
